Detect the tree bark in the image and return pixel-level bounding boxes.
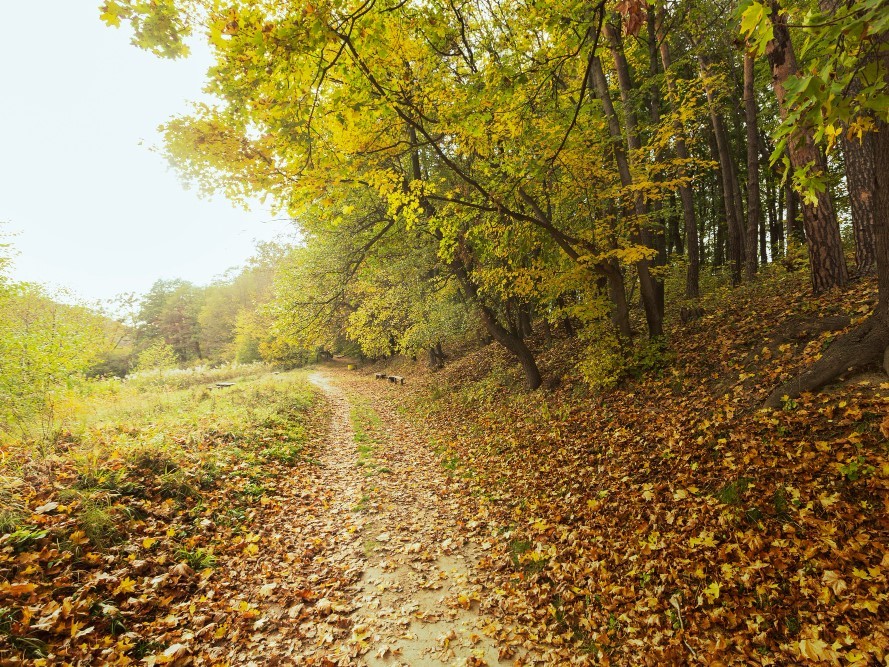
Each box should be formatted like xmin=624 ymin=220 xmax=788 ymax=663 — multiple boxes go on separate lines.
xmin=765 ymin=63 xmax=889 ymax=406
xmin=592 ymin=45 xmax=663 ymax=337
xmin=785 ymin=177 xmax=802 ymax=243
xmin=657 ymin=30 xmax=700 ymax=298
xmin=452 ymin=258 xmax=542 ymax=390
xmin=700 ymin=57 xmax=745 ymax=285
xmin=766 ymin=1 xmax=848 ymax=293
xmin=743 ymin=51 xmax=762 ymax=279
xmin=842 ymin=133 xmax=878 ymax=274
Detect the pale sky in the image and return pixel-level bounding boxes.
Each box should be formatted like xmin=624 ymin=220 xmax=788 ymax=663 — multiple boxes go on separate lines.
xmin=0 ymin=2 xmax=293 ymax=304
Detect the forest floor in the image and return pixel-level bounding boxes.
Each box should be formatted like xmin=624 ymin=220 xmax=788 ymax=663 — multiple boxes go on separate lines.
xmin=2 ymin=271 xmax=888 ymax=666
xmin=0 ymin=366 xmax=543 ymax=666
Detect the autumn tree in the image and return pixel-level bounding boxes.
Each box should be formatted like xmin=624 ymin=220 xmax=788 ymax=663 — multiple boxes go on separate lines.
xmin=741 ymin=0 xmax=889 ymax=403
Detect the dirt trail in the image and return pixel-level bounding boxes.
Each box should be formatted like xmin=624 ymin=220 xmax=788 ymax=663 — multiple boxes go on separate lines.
xmin=308 ymin=369 xmax=515 ymax=666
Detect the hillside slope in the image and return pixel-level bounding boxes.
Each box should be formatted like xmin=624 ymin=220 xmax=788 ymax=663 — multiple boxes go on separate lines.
xmin=367 ymin=272 xmax=888 ymax=665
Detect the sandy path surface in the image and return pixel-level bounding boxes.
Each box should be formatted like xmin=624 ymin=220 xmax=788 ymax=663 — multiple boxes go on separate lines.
xmin=308 ymin=370 xmax=519 ymax=666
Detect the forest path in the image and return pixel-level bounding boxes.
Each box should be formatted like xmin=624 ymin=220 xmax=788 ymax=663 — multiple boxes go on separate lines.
xmin=308 ymin=367 xmax=516 ymax=666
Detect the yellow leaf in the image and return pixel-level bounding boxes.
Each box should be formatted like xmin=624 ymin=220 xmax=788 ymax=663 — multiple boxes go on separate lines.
xmin=143 ymin=537 xmax=157 ymax=549
xmin=798 ymin=638 xmax=840 ymax=663
xmin=114 ymin=577 xmax=137 ymax=595
xmin=689 ymin=531 xmax=718 ymax=548
xmin=822 ymin=570 xmax=847 ymax=596
xmin=855 ymin=599 xmax=879 ymax=613
xmin=70 ymin=530 xmax=90 ymax=546
xmin=703 ymin=581 xmax=720 ymax=602
xmin=2 ymin=582 xmax=37 ymax=596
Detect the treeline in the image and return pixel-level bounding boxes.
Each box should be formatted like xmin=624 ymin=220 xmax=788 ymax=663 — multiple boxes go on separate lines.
xmin=103 ymin=0 xmax=887 ymax=399
xmin=97 ymin=242 xmax=304 ymax=376
xmin=0 ymin=240 xmax=301 ymax=440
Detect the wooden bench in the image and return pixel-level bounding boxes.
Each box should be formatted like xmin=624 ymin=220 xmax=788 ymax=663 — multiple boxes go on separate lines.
xmin=214 ymin=382 xmax=235 ymax=388
xmin=388 ymin=375 xmax=405 ymax=385
xmin=374 ymin=373 xmax=388 ymax=380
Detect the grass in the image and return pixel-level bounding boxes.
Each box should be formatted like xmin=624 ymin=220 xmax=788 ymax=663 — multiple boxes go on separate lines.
xmin=352 ymin=494 xmax=371 ymax=512
xmin=175 ymin=546 xmax=217 ymax=570
xmin=0 ymin=369 xmax=327 ymax=664
xmin=0 ymin=371 xmax=320 ymax=549
xmin=76 ymin=501 xmax=120 ymax=548
xmin=350 ymin=399 xmax=389 ymax=476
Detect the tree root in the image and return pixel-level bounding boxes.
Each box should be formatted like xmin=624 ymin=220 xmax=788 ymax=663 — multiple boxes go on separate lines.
xmin=764 ymin=313 xmax=889 ymax=408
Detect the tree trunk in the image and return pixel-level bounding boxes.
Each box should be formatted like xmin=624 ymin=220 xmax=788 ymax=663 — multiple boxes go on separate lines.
xmin=658 ymin=31 xmax=699 ymax=298
xmin=785 ymin=177 xmax=802 ymax=243
xmin=518 ymin=304 xmax=534 ymax=338
xmin=760 ymin=206 xmax=768 ymax=264
xmin=766 ymin=1 xmax=848 ymax=293
xmin=604 ymin=259 xmax=633 ymax=339
xmin=842 ymin=133 xmax=878 ymax=274
xmin=541 ymin=317 xmax=552 ymax=345
xmin=453 ymin=259 xmax=542 ymax=390
xmin=701 ymin=58 xmax=744 ymax=285
xmin=765 ymin=75 xmax=889 ymax=406
xmin=592 ymin=45 xmax=664 ymax=337
xmin=743 ymin=51 xmax=762 ymax=280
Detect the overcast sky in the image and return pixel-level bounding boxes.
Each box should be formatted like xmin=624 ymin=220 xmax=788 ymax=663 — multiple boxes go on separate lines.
xmin=0 ymin=2 xmax=293 ymax=304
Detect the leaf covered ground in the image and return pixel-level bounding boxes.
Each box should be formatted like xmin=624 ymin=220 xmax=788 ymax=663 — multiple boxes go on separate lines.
xmin=0 ymin=373 xmax=343 ymax=664
xmin=2 ymin=272 xmax=887 ymax=666
xmin=371 ymin=273 xmax=888 ymax=665
xmin=1 ymin=370 xmax=543 ymax=666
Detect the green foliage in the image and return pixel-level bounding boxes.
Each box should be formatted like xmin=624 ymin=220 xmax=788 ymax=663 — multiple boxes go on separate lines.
xmin=76 ymin=502 xmax=120 ymax=548
xmin=714 ymin=477 xmax=754 ymax=506
xmin=739 ymin=0 xmax=889 ymax=183
xmin=839 ymin=456 xmax=875 ymax=482
xmin=175 ymin=547 xmax=217 ymax=570
xmin=0 ymin=258 xmax=113 ymax=443
xmin=5 ymin=527 xmax=49 ymax=552
xmin=135 ymin=340 xmax=179 ymax=374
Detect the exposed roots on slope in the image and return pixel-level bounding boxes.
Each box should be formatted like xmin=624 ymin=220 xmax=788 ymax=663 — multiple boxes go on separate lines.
xmin=765 ymin=311 xmax=889 ymax=407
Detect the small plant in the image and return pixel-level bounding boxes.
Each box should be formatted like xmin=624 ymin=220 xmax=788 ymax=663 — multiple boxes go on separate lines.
xmin=242 ymin=483 xmax=266 ymax=498
xmin=508 ymin=538 xmax=532 ymax=569
xmin=784 ymin=614 xmax=801 ymax=636
xmin=772 ymin=487 xmax=792 ymax=521
xmin=262 ymin=441 xmax=303 ymax=465
xmin=77 ymin=503 xmax=119 ymax=548
xmin=75 ymin=467 xmax=143 ymax=496
xmin=352 ymin=494 xmax=370 ymax=512
xmin=129 ymin=445 xmax=178 ymax=474
xmin=0 ymin=508 xmax=23 ymax=535
xmin=0 ymin=606 xmax=19 ymax=635
xmin=714 ymin=477 xmax=752 ymax=506
xmin=5 ymin=527 xmax=49 ymax=552
xmin=158 ymin=470 xmax=200 ymax=501
xmin=175 ymin=547 xmax=216 ymax=570
xmin=442 ymin=455 xmax=460 ymax=472
xmin=781 ymin=395 xmax=798 ymax=411
xmin=839 ymin=456 xmax=875 ymax=482
xmin=130 ymin=639 xmax=167 ymax=659
xmin=666 ymin=608 xmax=681 ymax=629
xmin=197 ymin=460 xmax=222 ymax=489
